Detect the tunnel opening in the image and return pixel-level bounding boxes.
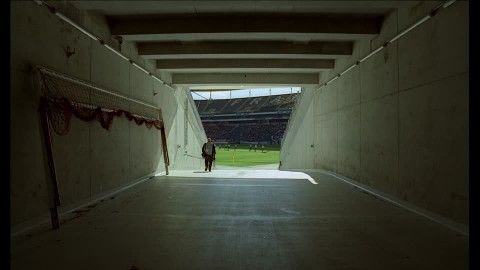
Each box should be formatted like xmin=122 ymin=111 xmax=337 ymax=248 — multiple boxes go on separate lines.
xmin=191 ymin=86 xmax=301 ymax=170
xmin=10 ymin=0 xmax=468 ymax=269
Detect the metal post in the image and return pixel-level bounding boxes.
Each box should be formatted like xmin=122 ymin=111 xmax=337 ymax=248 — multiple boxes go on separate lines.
xmin=160 ymin=126 xmax=170 ymax=175
xmin=39 ymin=97 xmax=60 ymax=230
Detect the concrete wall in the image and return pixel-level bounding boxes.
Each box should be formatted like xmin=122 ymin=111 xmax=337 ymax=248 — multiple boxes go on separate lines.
xmin=280 ymin=87 xmax=316 ymax=169
xmin=280 ymin=1 xmax=469 ymax=225
xmin=10 ymin=1 xmax=205 ymax=233
xmin=163 ymin=87 xmax=207 ymax=170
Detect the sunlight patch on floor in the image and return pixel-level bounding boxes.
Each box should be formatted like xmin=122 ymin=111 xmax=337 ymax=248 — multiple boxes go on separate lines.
xmin=156 ymin=169 xmax=317 ymax=184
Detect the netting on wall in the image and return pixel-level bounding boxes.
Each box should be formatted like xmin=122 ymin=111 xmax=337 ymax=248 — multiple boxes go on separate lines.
xmin=34 ymin=66 xmax=170 ymax=230
xmin=35 ymin=66 xmax=164 ymax=135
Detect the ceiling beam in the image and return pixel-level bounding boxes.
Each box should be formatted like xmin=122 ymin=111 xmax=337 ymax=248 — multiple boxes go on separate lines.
xmin=109 ymin=13 xmax=383 ymax=36
xmin=192 ymin=89 xmax=246 ymax=92
xmin=172 ymin=73 xmax=319 ymax=86
xmin=156 ymin=59 xmax=334 ymax=70
xmin=138 ymin=41 xmax=352 ymax=59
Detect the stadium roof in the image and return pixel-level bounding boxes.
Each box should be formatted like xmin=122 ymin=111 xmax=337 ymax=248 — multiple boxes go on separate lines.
xmin=189 ymin=86 xmax=253 ymax=92
xmin=191 ymin=87 xmax=301 ymax=100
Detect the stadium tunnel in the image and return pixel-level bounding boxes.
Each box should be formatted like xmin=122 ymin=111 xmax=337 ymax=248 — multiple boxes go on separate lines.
xmin=10 ymin=1 xmax=469 ymax=269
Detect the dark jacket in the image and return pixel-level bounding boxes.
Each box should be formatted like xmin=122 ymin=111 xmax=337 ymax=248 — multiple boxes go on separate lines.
xmin=202 ymin=143 xmax=216 ymax=159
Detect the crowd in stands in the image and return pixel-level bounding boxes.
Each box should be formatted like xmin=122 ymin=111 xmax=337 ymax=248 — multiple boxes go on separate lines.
xmin=196 ymin=93 xmax=298 ymax=115
xmin=195 ymin=93 xmax=297 ymax=145
xmin=203 ymin=121 xmax=287 ymax=144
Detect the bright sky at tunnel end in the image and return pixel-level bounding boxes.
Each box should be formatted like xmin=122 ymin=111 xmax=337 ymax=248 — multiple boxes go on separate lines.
xmin=191 ymin=87 xmax=301 ymax=100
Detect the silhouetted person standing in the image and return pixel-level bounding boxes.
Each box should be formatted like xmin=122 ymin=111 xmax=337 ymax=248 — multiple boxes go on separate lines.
xmin=202 ymin=138 xmax=216 ymax=172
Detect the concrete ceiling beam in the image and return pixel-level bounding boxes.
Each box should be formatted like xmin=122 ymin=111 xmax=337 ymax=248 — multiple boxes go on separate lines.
xmin=172 ymin=73 xmax=319 ymax=86
xmin=138 ymin=41 xmax=352 ymax=59
xmin=108 ymin=13 xmax=383 ymax=36
xmin=156 ymin=59 xmax=335 ymax=70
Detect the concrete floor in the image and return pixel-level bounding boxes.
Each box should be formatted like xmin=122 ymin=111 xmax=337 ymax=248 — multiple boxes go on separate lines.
xmin=11 ymin=170 xmax=467 ymax=270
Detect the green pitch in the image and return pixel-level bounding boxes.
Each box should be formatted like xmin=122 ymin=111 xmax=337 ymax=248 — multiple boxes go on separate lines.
xmin=214 ymin=144 xmax=280 ymax=167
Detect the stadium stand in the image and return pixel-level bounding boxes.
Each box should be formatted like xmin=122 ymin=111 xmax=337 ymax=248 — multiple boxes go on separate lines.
xmin=195 ymin=93 xmax=298 ymax=144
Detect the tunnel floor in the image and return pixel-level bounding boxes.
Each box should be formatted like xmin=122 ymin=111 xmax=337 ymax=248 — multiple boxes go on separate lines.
xmin=11 ymin=171 xmax=467 ymax=270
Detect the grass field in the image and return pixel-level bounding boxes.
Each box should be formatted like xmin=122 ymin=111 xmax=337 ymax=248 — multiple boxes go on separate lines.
xmin=215 ymin=144 xmax=280 ymax=167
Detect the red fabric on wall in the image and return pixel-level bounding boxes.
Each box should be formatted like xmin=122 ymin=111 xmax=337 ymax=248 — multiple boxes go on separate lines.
xmin=39 ymin=97 xmax=163 ymax=135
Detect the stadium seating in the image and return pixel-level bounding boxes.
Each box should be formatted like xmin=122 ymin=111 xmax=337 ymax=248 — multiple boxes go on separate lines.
xmin=196 ymin=93 xmax=298 ymax=115
xmin=203 ymin=121 xmax=287 ymax=144
xmin=195 ymin=93 xmax=298 ymax=144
